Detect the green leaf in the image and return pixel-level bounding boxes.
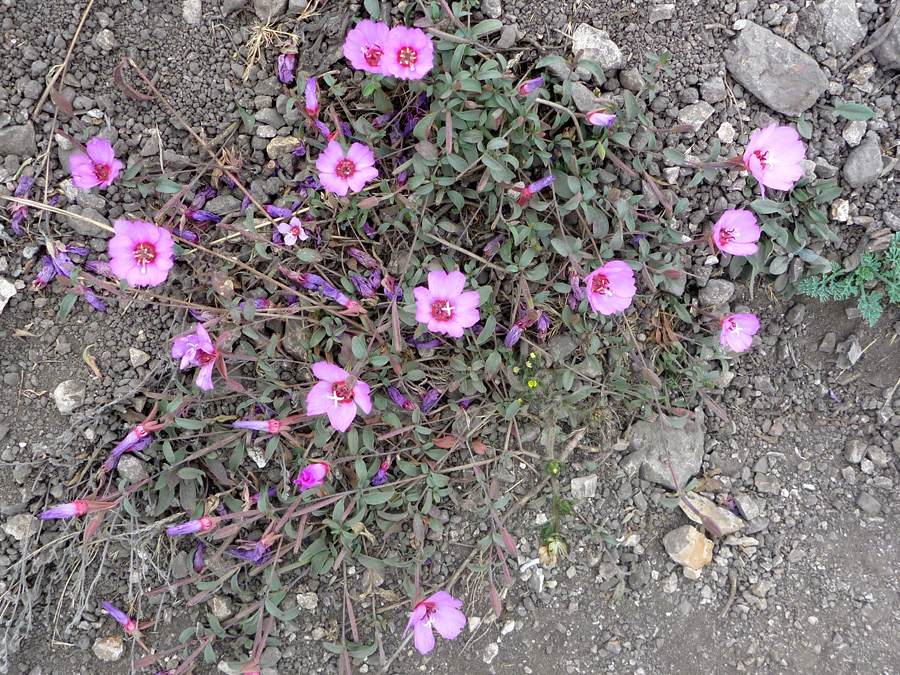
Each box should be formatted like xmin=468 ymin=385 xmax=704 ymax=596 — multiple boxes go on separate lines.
xmin=535 ymin=55 xmax=568 ymax=69
xmin=663 ymin=149 xmax=684 ymax=166
xmin=57 ymin=293 xmax=78 ymax=321
xmin=363 ymin=0 xmax=380 ymax=19
xmin=829 ymin=103 xmax=875 ymax=121
xmin=238 ymin=106 xmax=255 ymax=132
xmin=178 ymin=467 xmax=205 ymax=481
xmin=471 ymin=19 xmax=502 ymax=37
xmin=174 ymin=417 xmax=206 ymax=430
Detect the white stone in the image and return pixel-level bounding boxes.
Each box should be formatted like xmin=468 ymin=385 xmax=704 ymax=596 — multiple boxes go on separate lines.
xmin=649 ymin=4 xmax=675 ymax=23
xmin=92 ymin=636 xmax=124 ymax=662
xmin=296 ymin=592 xmax=318 ymax=610
xmin=0 ymin=277 xmax=16 ymax=315
xmin=482 ymin=642 xmax=500 ymax=664
xmin=2 ymin=514 xmax=39 ymax=541
xmin=183 ymin=0 xmax=202 ymax=25
xmin=570 ymin=474 xmax=598 ymax=500
xmin=842 ymin=120 xmax=866 ymax=147
xmin=210 ymin=597 xmax=233 ymax=620
xmin=53 ymin=379 xmax=86 ymax=414
xmin=129 ymin=348 xmax=150 ymax=368
xmin=678 ymin=493 xmax=745 ymax=535
xmin=677 ymin=102 xmax=715 ymax=131
xmin=830 ymin=199 xmax=850 ymax=222
xmin=572 ymin=24 xmax=626 ymax=70
xmin=500 ymin=619 xmax=516 ymax=635
xmin=716 ymin=121 xmax=735 ymax=145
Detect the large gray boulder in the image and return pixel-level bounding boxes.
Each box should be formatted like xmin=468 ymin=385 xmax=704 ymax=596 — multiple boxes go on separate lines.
xmin=724 ymin=21 xmax=828 ymax=115
xmin=626 ymin=408 xmax=706 ymax=490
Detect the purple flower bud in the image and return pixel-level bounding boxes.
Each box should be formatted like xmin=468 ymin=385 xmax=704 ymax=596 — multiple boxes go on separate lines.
xmin=421 ymin=389 xmax=441 ymax=413
xmin=348 ymin=247 xmax=379 ymax=270
xmin=241 ymin=193 xmax=252 ymax=211
xmin=483 ymin=235 xmax=505 ymax=259
xmin=350 ymin=275 xmax=375 ymax=298
xmin=504 ymin=324 xmax=524 ymax=348
xmin=166 ymin=516 xmax=214 ymax=536
xmin=569 ymin=269 xmax=584 ymax=302
xmin=277 ymin=53 xmax=296 ymax=84
xmin=305 ymin=77 xmax=319 ymax=117
xmin=318 ymin=281 xmax=351 ymax=307
xmin=518 ymin=77 xmax=544 ymax=95
xmin=265 ymin=205 xmax=293 ymax=219
xmin=185 ymin=209 xmax=221 ymax=223
xmin=175 ymin=227 xmax=200 ymax=244
xmin=39 ymin=502 xmax=81 ymax=520
xmin=251 ymin=486 xmax=278 ymax=504
xmin=31 ymin=256 xmax=56 ymax=290
xmin=341 ymin=121 xmax=353 ymax=138
xmin=382 ymin=276 xmax=403 ymax=301
xmin=81 ymin=288 xmax=107 ymax=312
xmin=370 ymin=269 xmax=382 ymax=288
xmin=47 ymin=194 xmax=60 ymax=207
xmin=84 ymin=260 xmax=113 ymax=278
xmin=458 ymin=398 xmax=472 ymax=409
xmin=233 ymin=420 xmax=270 ymax=431
xmin=371 ymin=469 xmax=387 ymax=486
xmin=51 ymin=252 xmax=74 ymax=277
xmin=14 ymin=175 xmax=34 ymax=197
xmin=373 ymin=112 xmax=395 ymax=128
xmin=362 ymin=222 xmax=377 ymax=239
xmin=192 ymin=541 xmax=205 ymax=573
xmin=291 ymin=143 xmax=306 ymax=157
xmin=315 ymin=119 xmax=331 ymax=138
xmin=65 ymin=244 xmax=90 ymax=257
xmin=299 ymin=273 xmax=325 ymax=292
xmin=387 ymin=386 xmax=416 ymax=411
xmin=407 ymin=334 xmax=440 ymax=349
xmin=537 ymin=312 xmax=550 ymax=344
xmin=188 ymin=307 xmax=217 ymax=322
xmin=101 ymin=601 xmax=135 ymax=632
xmin=527 ymin=175 xmax=555 ymax=195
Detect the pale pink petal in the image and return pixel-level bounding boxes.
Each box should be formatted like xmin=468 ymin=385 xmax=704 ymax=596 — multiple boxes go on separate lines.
xmin=346 ymin=166 xmax=379 ymax=193
xmin=412 ymin=621 xmax=435 ymax=655
xmin=346 ymin=142 xmax=376 ymax=168
xmin=722 ymin=241 xmax=759 ymax=256
xmin=306 ymin=381 xmax=336 ymax=416
xmin=109 ymin=256 xmax=137 ymax=282
xmin=319 ymin=172 xmax=349 ymax=196
xmin=403 ymin=603 xmax=428 ymax=638
xmin=316 ymin=142 xmax=345 ymax=174
xmin=195 ymin=323 xmax=214 ymax=352
xmin=305 ymin=462 xmax=329 ymax=484
xmin=762 ymin=163 xmax=804 ymax=191
xmin=354 ymin=381 xmax=372 ymax=414
xmin=327 ymin=401 xmax=357 ymax=432
xmin=69 ymin=154 xmax=100 ymax=189
xmin=428 ymin=270 xmax=465 ymax=299
xmin=413 ymin=286 xmax=435 ymax=323
xmin=86 ymin=137 xmax=116 ymax=165
xmin=313 ymin=361 xmax=349 ymax=383
xmin=195 ymin=362 xmax=215 ymax=391
xmin=431 ymin=605 xmax=466 ymax=640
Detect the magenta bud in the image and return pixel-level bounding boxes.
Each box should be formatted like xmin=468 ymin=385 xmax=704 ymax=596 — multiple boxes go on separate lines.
xmin=518 ymin=77 xmax=544 ymax=96
xmin=192 ymin=541 xmax=205 ymax=573
xmin=305 ymin=77 xmax=319 ymax=117
xmin=421 ymin=389 xmax=440 ymax=413
xmin=347 ymin=247 xmax=379 ymax=271
xmin=166 ymin=516 xmax=214 ymax=536
xmin=277 ymin=53 xmax=297 ymax=84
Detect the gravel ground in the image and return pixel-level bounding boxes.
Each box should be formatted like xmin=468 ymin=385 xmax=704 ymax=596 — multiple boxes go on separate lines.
xmin=1 ymin=0 xmax=899 ymax=674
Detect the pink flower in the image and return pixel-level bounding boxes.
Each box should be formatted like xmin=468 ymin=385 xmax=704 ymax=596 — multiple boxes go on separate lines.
xmin=402 ymin=591 xmax=466 ymax=655
xmin=517 ymin=175 xmax=555 ymax=206
xmin=587 ymin=110 xmax=616 ymax=127
xmin=305 ymin=361 xmax=372 ymax=432
xmin=583 ymin=261 xmax=636 ymax=315
xmin=381 ymin=26 xmax=434 ymax=80
xmin=277 ymin=53 xmax=296 ymax=84
xmin=69 ymin=137 xmax=123 ymax=190
xmin=413 ymin=270 xmax=481 ymax=338
xmin=108 ymin=219 xmax=175 ymax=287
xmin=277 ymin=217 xmax=309 ymax=246
xmin=293 ymin=462 xmax=330 ymax=490
xmin=343 ymin=20 xmax=391 ymax=73
xmin=172 ymin=323 xmax=218 ymax=391
xmin=39 ymin=500 xmax=116 ymax=520
xmin=166 ymin=516 xmax=216 ymax=536
xmin=711 ymin=209 xmax=760 ymax=256
xmin=518 ymin=77 xmax=544 ymax=95
xmin=719 ymin=313 xmax=760 ymax=353
xmin=316 ymin=141 xmax=379 ymax=197
xmin=742 ymin=123 xmax=805 ymax=198
xmin=101 ymin=601 xmax=137 ymax=635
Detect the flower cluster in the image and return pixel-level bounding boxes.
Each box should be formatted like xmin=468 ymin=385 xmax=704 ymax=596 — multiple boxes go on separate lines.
xmin=343 ymin=20 xmax=434 ymax=80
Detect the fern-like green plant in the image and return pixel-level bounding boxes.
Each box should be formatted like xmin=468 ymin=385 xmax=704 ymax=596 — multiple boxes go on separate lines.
xmin=797 ymin=233 xmax=900 ymax=326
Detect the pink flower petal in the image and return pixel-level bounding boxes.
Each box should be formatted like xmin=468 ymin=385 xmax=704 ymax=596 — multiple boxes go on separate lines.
xmin=413 ymin=622 xmax=435 ymax=655
xmin=354 ymin=380 xmax=372 ymax=414
xmin=312 ymin=361 xmax=349 ymax=383
xmin=319 ymin=172 xmax=349 ymax=196
xmin=86 ymin=137 xmax=116 ymax=165
xmin=327 ymin=401 xmax=357 ymax=432
xmin=413 ymin=286 xmax=434 ymax=323
xmin=306 ymin=380 xmax=336 ymax=416
xmin=195 ymin=362 xmax=215 ymax=391
xmin=346 ymin=142 xmax=376 ymax=168
xmin=428 ymin=270 xmax=465 ymax=299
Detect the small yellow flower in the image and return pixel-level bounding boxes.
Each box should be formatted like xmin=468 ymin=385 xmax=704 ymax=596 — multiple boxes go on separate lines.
xmin=527 ymin=380 xmax=538 ymax=388
xmin=513 ymin=366 xmax=520 ymax=374
xmin=529 ymin=352 xmax=536 ymax=359
xmin=525 ymin=361 xmax=532 ymax=368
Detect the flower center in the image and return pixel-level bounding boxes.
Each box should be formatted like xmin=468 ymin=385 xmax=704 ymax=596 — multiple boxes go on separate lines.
xmin=290 ymin=225 xmax=302 ymax=237
xmin=753 ymin=149 xmax=769 ymax=169
xmin=328 ymin=381 xmax=355 ymax=407
xmin=591 ymin=274 xmax=611 ymax=296
xmin=398 ymin=46 xmax=418 ymax=69
xmin=335 ymin=158 xmax=356 ymax=180
xmin=267 ymin=420 xmax=282 ymax=433
xmin=718 ymin=228 xmax=734 ymax=245
xmin=133 ymin=242 xmax=157 ymax=273
xmin=134 ymin=425 xmax=149 ymax=439
xmin=94 ymin=163 xmax=111 ymax=182
xmin=197 ymin=349 xmax=216 ymax=365
xmin=431 ymin=299 xmax=454 ymax=321
xmin=364 ymin=46 xmax=383 ymax=67
xmin=725 ymin=318 xmax=741 ymax=334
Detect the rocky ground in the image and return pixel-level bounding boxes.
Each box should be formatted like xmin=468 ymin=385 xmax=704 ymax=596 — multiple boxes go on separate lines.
xmin=1 ymin=0 xmax=899 ymax=674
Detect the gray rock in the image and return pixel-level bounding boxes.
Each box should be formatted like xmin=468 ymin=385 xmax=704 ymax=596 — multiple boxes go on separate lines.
xmin=867 ymin=445 xmax=889 ymax=468
xmin=497 ymin=24 xmax=518 ymax=49
xmin=884 ymin=212 xmax=900 ymax=232
xmin=754 ymin=473 xmax=781 ymax=495
xmin=256 ymin=108 xmax=284 ymax=128
xmin=223 ymin=0 xmax=248 ymax=15
xmin=820 ymin=0 xmax=866 ymax=54
xmin=844 ymin=438 xmax=867 ymax=464
xmin=570 ymin=81 xmax=599 ymax=113
xmin=784 ymin=303 xmax=806 ymax=326
xmin=91 ymin=29 xmax=117 ymax=51
xmin=836 ymin=335 xmax=862 ymax=368
xmin=254 ymin=0 xmax=287 ymax=21
xmin=66 ymin=205 xmax=112 ymax=238
xmin=843 ymin=133 xmax=882 ymax=188
xmin=856 ymin=492 xmax=882 ymax=515
xmin=698 ymin=279 xmax=735 ymax=307
xmin=118 ymin=455 xmax=150 ymax=483
xmin=481 ymin=0 xmax=502 ymax=19
xmin=2 ymin=513 xmax=39 ymax=541
xmin=0 ymin=277 xmax=16 ymax=315
xmin=872 ymin=18 xmax=900 ymax=69
xmin=724 ymin=21 xmax=828 ymax=115
xmin=54 ymin=380 xmax=86 ymax=414
xmin=129 ymin=348 xmax=150 ymax=367
xmin=676 ymin=102 xmax=714 ymax=131
xmin=649 ymin=4 xmax=675 ymax=23
xmin=547 ymin=334 xmax=578 ymax=363
xmin=572 ymin=24 xmax=626 ymax=70
xmin=842 ymin=120 xmax=866 ymax=147
xmin=663 ymin=525 xmax=713 ymax=569
xmin=570 ymin=474 xmax=598 ymax=500
xmin=700 ymin=76 xmax=727 ymax=104
xmin=92 ymin=637 xmax=124 ymax=662
xmin=619 ymin=67 xmax=644 ymax=92
xmin=205 ymin=195 xmax=243 ymax=214
xmin=75 ymin=189 xmax=107 ymax=213
xmin=183 ymin=0 xmax=202 ymax=24
xmin=630 ymin=409 xmax=706 ymax=490
xmin=0 ymin=124 xmax=38 ymax=157
xmin=818 ymin=331 xmax=837 ymax=352
xmin=815 ymin=157 xmax=839 ymax=178
xmin=733 ymin=493 xmax=761 ymax=521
